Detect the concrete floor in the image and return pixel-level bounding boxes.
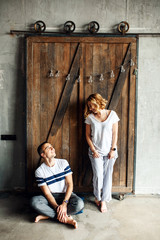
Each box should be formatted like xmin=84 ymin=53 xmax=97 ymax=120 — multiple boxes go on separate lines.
xmin=0 ymin=192 xmax=160 ymax=240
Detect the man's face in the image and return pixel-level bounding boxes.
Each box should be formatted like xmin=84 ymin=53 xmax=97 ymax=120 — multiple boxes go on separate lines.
xmin=41 ymin=143 xmax=56 ymax=159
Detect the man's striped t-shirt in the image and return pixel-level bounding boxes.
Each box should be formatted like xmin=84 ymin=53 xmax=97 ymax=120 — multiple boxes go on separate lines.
xmin=35 ymin=159 xmax=72 ymax=193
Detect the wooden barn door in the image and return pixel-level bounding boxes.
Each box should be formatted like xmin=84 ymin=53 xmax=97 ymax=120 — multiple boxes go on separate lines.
xmin=27 ymin=36 xmax=137 ymax=193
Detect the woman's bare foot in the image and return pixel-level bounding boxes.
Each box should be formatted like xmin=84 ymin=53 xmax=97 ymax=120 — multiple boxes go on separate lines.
xmin=100 ymin=201 xmax=107 ymax=213
xmin=95 ymin=198 xmax=100 ymax=207
xmin=66 ymin=215 xmax=78 ymax=229
xmin=35 ymin=215 xmax=50 ymax=223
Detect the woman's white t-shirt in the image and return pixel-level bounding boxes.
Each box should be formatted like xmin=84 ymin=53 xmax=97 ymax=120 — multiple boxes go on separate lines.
xmin=85 ymin=110 xmax=120 ymax=156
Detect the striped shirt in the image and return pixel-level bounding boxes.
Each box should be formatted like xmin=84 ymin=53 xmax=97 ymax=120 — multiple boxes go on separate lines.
xmin=35 ymin=159 xmax=72 ymax=193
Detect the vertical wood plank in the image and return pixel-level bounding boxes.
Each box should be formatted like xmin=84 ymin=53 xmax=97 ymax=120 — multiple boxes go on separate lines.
xmin=62 ymin=43 xmax=70 ymax=162
xmin=120 ymin=43 xmax=129 ymax=187
xmin=109 ymin=43 xmax=119 ymax=188
xmin=69 ymin=43 xmax=79 ymax=186
xmin=47 ymin=42 xmax=56 ymax=146
xmin=27 ymin=39 xmax=33 ymax=190
xmin=53 ymin=43 xmax=63 ymax=157
xmin=98 ymin=43 xmax=109 ymax=98
xmin=81 ymin=43 xmax=93 ymax=186
xmin=127 ymin=42 xmax=136 ymax=188
xmin=77 ymin=42 xmax=85 ymax=186
xmin=93 ymin=43 xmax=101 ymax=93
xmin=32 ymin=43 xmax=41 ymax=174
xmin=40 ymin=43 xmax=49 ymax=144
xmin=112 ymin=43 xmax=123 ymax=187
xmin=108 ymin=43 xmax=116 ymax=101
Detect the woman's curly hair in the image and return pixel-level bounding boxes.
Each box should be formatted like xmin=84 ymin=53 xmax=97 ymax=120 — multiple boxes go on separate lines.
xmin=84 ymin=93 xmax=107 ymax=119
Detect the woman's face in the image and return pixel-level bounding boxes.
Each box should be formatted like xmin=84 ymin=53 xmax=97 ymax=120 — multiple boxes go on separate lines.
xmin=88 ymin=101 xmax=99 ymax=114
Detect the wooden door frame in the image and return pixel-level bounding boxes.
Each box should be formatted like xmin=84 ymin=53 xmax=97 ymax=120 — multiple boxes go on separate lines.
xmin=26 ymin=35 xmax=138 ymax=193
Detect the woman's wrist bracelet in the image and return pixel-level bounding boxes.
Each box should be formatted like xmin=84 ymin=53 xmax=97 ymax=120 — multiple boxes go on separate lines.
xmin=111 ymin=148 xmax=116 ymax=151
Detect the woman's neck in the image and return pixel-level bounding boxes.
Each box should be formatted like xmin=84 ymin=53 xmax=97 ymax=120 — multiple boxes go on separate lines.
xmin=95 ymin=109 xmax=106 ymax=117
xmin=94 ymin=109 xmax=108 ymax=122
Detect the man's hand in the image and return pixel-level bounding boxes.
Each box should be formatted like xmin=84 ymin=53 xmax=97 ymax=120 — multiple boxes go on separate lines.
xmin=56 ymin=174 xmax=73 ymax=223
xmin=57 ymin=202 xmax=67 ymax=223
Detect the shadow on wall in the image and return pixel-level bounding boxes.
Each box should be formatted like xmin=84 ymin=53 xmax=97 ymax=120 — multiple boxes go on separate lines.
xmin=12 ymin=36 xmax=26 ymax=191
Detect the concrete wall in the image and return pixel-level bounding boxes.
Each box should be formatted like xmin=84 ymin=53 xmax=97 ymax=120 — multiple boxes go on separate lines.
xmin=0 ymin=0 xmax=160 ymax=193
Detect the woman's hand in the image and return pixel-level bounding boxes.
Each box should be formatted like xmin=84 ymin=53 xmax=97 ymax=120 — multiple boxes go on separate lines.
xmin=108 ymin=150 xmax=115 ymax=159
xmin=92 ymin=149 xmax=100 ymax=158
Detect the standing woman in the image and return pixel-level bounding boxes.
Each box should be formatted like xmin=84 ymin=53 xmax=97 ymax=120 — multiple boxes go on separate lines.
xmin=84 ymin=93 xmax=120 ymax=212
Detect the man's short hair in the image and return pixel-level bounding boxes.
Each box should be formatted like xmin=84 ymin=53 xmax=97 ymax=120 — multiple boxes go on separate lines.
xmin=37 ymin=141 xmax=48 ymax=156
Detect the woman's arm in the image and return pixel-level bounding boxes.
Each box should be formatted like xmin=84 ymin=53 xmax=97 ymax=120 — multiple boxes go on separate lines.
xmin=108 ymin=121 xmax=118 ymax=159
xmin=86 ymin=124 xmax=100 ymax=158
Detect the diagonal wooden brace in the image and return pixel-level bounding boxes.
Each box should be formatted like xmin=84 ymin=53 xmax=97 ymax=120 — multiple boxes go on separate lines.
xmin=47 ymin=43 xmax=81 ymax=142
xmin=108 ymin=43 xmax=131 ymax=110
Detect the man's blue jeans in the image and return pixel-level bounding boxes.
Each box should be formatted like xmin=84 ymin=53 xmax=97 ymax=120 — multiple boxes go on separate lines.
xmin=30 ymin=192 xmax=84 ymax=218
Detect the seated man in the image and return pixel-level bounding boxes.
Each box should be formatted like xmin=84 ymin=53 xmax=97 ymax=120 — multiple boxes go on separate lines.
xmin=30 ymin=141 xmax=84 ymax=229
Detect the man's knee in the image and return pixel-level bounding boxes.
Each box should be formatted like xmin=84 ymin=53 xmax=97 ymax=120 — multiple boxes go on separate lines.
xmin=30 ymin=195 xmax=45 ymax=209
xmin=76 ymin=197 xmax=84 ymax=212
xmin=72 ymin=195 xmax=84 ymax=212
xmin=30 ymin=196 xmax=37 ymax=209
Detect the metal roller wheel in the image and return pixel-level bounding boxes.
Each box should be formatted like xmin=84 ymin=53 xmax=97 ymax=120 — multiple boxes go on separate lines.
xmin=64 ymin=21 xmax=76 ymax=33
xmin=117 ymin=21 xmax=129 ymax=35
xmin=88 ymin=21 xmax=100 ymax=34
xmin=34 ymin=20 xmax=46 ymax=33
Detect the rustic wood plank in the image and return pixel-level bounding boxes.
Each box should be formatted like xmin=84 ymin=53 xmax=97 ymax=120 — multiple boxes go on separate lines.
xmin=40 ymin=43 xmax=49 ymax=143
xmin=84 ymin=43 xmax=94 ymax=96
xmin=53 ymin=43 xmax=63 ymax=157
xmin=29 ymin=36 xmax=137 ymax=44
xmin=127 ymin=42 xmax=137 ymax=188
xmin=47 ymin=43 xmax=81 ymax=142
xmin=112 ymin=43 xmax=123 ymax=187
xmin=32 ymin=43 xmax=41 ymax=173
xmin=107 ymin=43 xmax=131 ymax=110
xmin=101 ymin=43 xmax=109 ymax=99
xmin=109 ymin=43 xmax=119 ymax=187
xmin=27 ymin=39 xmax=33 ymax=191
xmin=47 ymin=43 xmax=56 ymax=145
xmin=107 ymin=43 xmax=116 ymax=101
xmin=93 ymin=43 xmax=101 ymax=93
xmin=120 ymin=44 xmax=129 ymax=187
xmin=74 ymin=185 xmax=133 ymax=193
xmin=61 ymin=43 xmax=70 ymax=161
xmin=69 ymin=43 xmax=79 ymax=186
xmin=96 ymin=43 xmax=109 ymax=96
xmin=112 ymin=186 xmax=133 ymax=193
xmin=77 ymin=42 xmax=85 ymax=187
xmin=81 ymin=43 xmax=94 ymax=187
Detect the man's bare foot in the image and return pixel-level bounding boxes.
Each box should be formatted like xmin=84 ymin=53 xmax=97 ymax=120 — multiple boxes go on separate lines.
xmin=35 ymin=215 xmax=50 ymax=223
xmin=35 ymin=214 xmax=77 ymax=229
xmin=66 ymin=215 xmax=78 ymax=229
xmin=100 ymin=201 xmax=107 ymax=213
xmin=95 ymin=198 xmax=100 ymax=207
